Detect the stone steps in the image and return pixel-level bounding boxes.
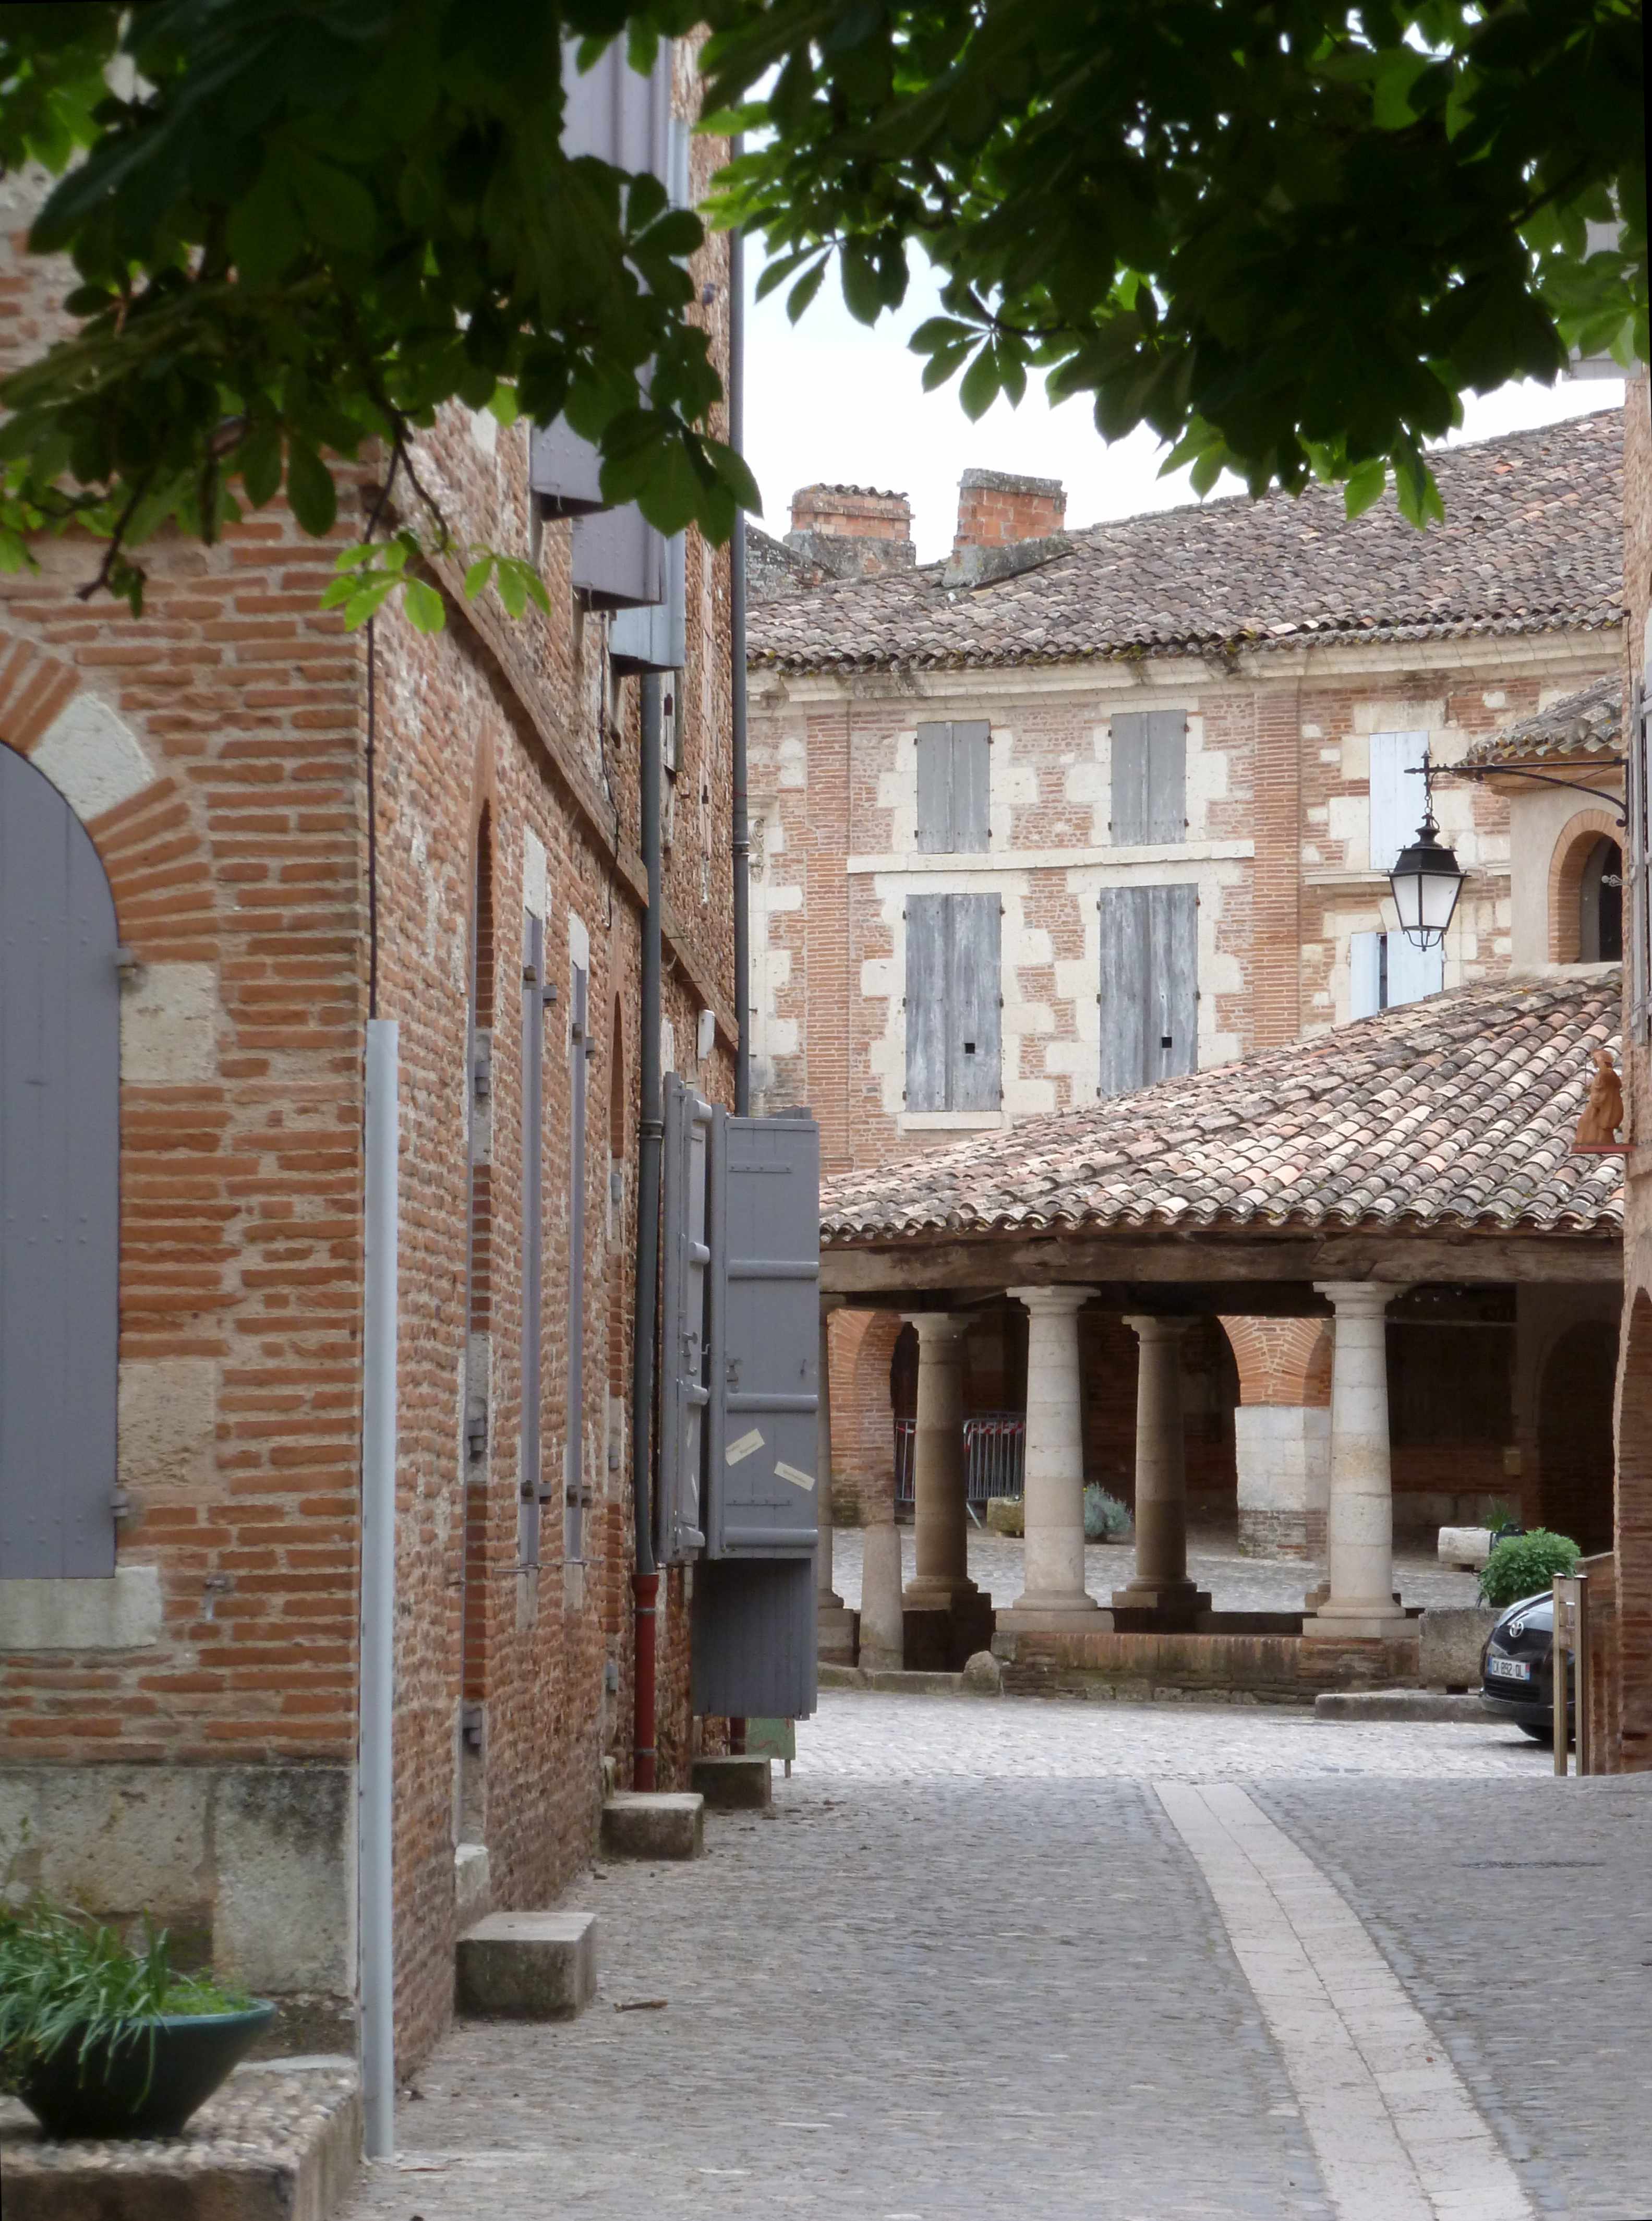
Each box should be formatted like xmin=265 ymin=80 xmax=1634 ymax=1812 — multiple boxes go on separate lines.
xmin=600 ymin=1791 xmax=704 ymax=1860
xmin=690 ymin=1756 xmax=771 ymax=1810
xmin=456 ymin=1911 xmax=598 ymax=2020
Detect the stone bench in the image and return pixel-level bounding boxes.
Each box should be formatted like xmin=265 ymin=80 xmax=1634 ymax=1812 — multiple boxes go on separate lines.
xmin=600 ymin=1791 xmax=704 ymax=1860
xmin=456 ymin=1911 xmax=597 ymax=2020
xmin=690 ymin=1756 xmax=771 ymax=1810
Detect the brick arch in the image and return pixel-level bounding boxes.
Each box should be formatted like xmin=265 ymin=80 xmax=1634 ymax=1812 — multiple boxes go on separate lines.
xmin=1614 ymin=1287 xmax=1652 ymax=1771
xmin=1219 ymin=1315 xmax=1332 ymax=1407
xmin=1547 ymin=807 xmax=1623 ymax=965
xmin=0 ymin=635 xmax=212 ymax=961
xmin=840 ymin=1308 xmax=906 ymax=1520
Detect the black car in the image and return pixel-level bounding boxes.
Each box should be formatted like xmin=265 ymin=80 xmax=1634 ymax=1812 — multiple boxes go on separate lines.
xmin=1480 ymin=1591 xmax=1572 ymax=1742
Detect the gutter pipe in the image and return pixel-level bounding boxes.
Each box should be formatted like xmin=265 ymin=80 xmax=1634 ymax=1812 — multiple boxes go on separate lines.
xmin=730 ymin=143 xmax=751 ymax=1116
xmin=631 ymin=671 xmax=665 ymax=1790
xmin=359 ymin=1017 xmax=399 ymax=2157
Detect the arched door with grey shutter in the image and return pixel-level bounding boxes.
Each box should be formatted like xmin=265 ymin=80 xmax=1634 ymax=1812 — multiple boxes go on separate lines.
xmin=0 ymin=744 xmax=119 ymax=1576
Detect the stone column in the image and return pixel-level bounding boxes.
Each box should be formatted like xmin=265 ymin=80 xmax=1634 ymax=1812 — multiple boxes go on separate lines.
xmin=998 ymin=1286 xmax=1103 ymax=1631
xmin=1305 ymin=1283 xmax=1409 ymax=1638
xmin=1113 ymin=1317 xmax=1209 ymax=1621
xmin=902 ymin=1313 xmax=977 ymax=1610
xmin=859 ymin=1517 xmax=905 ymax=1671
xmin=816 ymin=1299 xmax=856 ymax=1663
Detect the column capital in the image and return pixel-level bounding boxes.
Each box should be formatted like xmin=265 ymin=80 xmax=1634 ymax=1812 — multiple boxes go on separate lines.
xmin=1313 ymin=1281 xmax=1406 ymax=1315
xmin=1007 ymin=1283 xmax=1099 ymax=1317
xmin=1124 ymin=1313 xmax=1191 ymax=1343
xmin=902 ymin=1310 xmax=973 ymax=1344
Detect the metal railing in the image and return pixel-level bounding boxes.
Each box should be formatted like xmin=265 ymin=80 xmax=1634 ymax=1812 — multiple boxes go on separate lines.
xmin=893 ymin=1412 xmax=1027 ymax=1507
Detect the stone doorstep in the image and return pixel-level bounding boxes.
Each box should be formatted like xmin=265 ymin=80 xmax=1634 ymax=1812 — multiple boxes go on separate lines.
xmin=455 ymin=1911 xmax=597 ymax=2021
xmin=1314 ymin=1691 xmax=1493 ymax=1722
xmin=600 ymin=1792 xmax=704 ymax=1861
xmin=690 ymin=1756 xmax=772 ymax=1810
xmin=0 ymin=2060 xmax=360 ymax=2221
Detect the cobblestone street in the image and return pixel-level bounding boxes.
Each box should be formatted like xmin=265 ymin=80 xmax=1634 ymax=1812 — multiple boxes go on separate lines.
xmin=348 ymin=1694 xmax=1650 ymax=2221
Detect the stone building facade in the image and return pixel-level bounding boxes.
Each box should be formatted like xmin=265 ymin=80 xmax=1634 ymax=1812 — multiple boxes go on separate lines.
xmin=751 ymin=417 xmax=1625 ymax=1567
xmin=0 ymin=49 xmax=737 ymax=2076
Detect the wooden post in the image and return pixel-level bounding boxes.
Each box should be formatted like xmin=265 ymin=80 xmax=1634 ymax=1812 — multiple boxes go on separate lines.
xmin=1552 ymin=1573 xmax=1591 ymax=1776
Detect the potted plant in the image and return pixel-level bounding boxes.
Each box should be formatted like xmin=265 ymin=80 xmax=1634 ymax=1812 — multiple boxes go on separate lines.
xmin=0 ymin=1900 xmax=274 ymax=2139
xmin=1083 ymin=1484 xmax=1133 ymax=1544
xmin=1478 ymin=1528 xmax=1581 ymax=1612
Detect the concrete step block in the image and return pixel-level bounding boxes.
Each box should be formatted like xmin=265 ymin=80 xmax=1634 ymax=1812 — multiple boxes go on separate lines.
xmin=691 ymin=1755 xmax=771 ymax=1810
xmin=456 ymin=1911 xmax=598 ymax=2020
xmin=601 ymin=1791 xmax=704 ymax=1860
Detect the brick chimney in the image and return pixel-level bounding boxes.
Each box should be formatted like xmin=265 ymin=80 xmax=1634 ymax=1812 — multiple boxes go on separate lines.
xmin=953 ymin=468 xmax=1066 ymax=556
xmin=785 ymin=484 xmax=916 ymax=581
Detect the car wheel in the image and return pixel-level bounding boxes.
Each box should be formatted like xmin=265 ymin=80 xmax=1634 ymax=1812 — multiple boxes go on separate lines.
xmin=1519 ymin=1724 xmax=1552 ymax=1745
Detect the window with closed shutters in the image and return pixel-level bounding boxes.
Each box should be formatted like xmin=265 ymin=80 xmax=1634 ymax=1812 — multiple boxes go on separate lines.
xmin=904 ymin=892 xmax=1002 ymax=1109
xmin=1098 ymin=884 xmax=1197 ymax=1096
xmin=1110 ymin=710 xmax=1188 ymax=846
xmin=0 ymin=746 xmax=119 ymax=1578
xmin=1348 ymin=928 xmax=1442 ymax=1020
xmin=914 ymin=721 xmax=990 ymax=853
xmin=1368 ymin=731 xmax=1430 ymax=873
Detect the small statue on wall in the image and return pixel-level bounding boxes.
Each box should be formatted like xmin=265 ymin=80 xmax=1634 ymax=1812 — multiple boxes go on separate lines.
xmin=1573 ymin=1048 xmax=1625 ymax=1150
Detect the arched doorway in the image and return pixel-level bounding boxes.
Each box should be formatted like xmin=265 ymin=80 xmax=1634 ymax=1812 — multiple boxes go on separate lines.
xmin=1577 ymin=837 xmax=1623 ymax=962
xmin=1538 ymin=1318 xmax=1618 ymax=1552
xmin=0 ymin=742 xmax=119 ymax=1577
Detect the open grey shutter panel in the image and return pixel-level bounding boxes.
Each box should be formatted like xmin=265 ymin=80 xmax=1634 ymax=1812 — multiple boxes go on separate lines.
xmin=609 ymin=530 xmax=686 ymax=673
xmin=1098 ymin=886 xmax=1150 ymax=1096
xmin=564 ymin=959 xmax=589 ymax=1554
xmin=520 ymin=913 xmax=545 ymax=1531
xmin=948 ymin=894 xmax=1001 ymax=1109
xmin=0 ymin=746 xmax=118 ymax=1577
xmin=658 ymin=1075 xmax=710 ymax=1563
xmin=1150 ymin=883 xmax=1198 ymax=1080
xmin=1145 ymin=710 xmax=1187 ymax=844
xmin=691 ymin=1557 xmax=816 ymax=1720
xmin=904 ymin=894 xmax=948 ymax=1110
xmin=572 ymin=505 xmax=666 ymax=611
xmin=952 ymin=721 xmax=990 ymax=852
xmin=704 ymin=1108 xmax=820 ymax=1559
xmin=536 ymin=40 xmax=671 ymax=521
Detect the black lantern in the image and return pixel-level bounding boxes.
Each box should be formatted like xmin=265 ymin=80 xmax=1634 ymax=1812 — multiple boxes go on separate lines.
xmin=1388 ymin=752 xmax=1464 ymax=950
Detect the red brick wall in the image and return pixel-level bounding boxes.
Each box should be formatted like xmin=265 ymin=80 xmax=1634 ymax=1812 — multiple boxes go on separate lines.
xmin=954 ymin=469 xmax=1065 ymax=552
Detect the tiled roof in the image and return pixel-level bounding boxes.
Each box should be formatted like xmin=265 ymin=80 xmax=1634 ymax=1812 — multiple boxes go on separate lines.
xmin=821 ymin=974 xmax=1623 ymax=1247
xmin=747 ymin=524 xmax=825 ymax=601
xmin=1460 ymin=674 xmax=1624 ymax=766
xmin=751 ymin=413 xmax=1622 ymax=674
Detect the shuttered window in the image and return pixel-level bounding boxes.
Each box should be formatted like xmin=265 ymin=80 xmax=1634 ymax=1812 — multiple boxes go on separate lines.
xmin=1368 ymin=731 xmax=1429 ymax=873
xmin=904 ymin=893 xmax=1002 ymax=1110
xmin=520 ymin=912 xmax=545 ymax=1559
xmin=0 ymin=747 xmax=120 ymax=1578
xmin=914 ymin=721 xmax=990 ymax=853
xmin=565 ymin=955 xmax=590 ymax=1560
xmin=1110 ymin=710 xmax=1187 ymax=845
xmin=1098 ymin=884 xmax=1197 ymax=1097
xmin=1348 ymin=930 xmax=1443 ymax=1020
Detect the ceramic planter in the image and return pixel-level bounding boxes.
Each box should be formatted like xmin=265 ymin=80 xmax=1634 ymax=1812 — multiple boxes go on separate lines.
xmin=14 ymin=1999 xmax=275 ymax=2139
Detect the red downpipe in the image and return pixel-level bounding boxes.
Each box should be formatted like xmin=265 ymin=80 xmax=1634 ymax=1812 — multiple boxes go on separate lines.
xmin=632 ymin=1572 xmax=659 ymax=1790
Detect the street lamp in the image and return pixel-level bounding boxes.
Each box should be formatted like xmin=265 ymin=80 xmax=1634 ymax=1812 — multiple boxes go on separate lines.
xmin=1388 ymin=752 xmax=1464 ymax=951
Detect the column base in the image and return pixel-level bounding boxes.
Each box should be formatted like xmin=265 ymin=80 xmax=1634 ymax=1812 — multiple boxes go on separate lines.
xmin=817 ymin=1601 xmax=857 ymax=1665
xmin=1109 ymin=1584 xmax=1212 ymax=1633
xmin=902 ymin=1576 xmax=979 ymax=1611
xmin=1303 ymin=1579 xmax=1331 ymax=1612
xmin=997 ymin=1596 xmax=1111 ymax=1637
xmin=1302 ymin=1599 xmax=1410 ymax=1641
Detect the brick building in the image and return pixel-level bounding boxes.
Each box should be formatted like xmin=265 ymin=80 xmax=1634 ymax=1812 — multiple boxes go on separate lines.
xmin=746 ymin=416 xmax=1626 ymax=1590
xmin=0 ymin=45 xmax=737 ymax=2074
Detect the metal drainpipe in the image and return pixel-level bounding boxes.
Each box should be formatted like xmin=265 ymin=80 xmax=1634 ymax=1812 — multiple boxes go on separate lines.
xmin=631 ymin=670 xmax=664 ymax=1791
xmin=359 ymin=1017 xmax=398 ymax=2157
xmin=730 ymin=146 xmax=752 ymax=1117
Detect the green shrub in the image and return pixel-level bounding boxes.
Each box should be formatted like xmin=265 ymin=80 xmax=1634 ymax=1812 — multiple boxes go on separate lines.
xmin=0 ymin=1902 xmax=248 ymax=2097
xmin=984 ymin=1496 xmax=1024 ymax=1537
xmin=1477 ymin=1528 xmax=1581 ymax=1610
xmin=1083 ymin=1485 xmax=1132 ymax=1542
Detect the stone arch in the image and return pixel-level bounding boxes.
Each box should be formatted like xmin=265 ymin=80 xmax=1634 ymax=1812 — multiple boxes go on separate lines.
xmin=1538 ymin=1318 xmax=1617 ymax=1552
xmin=1614 ymin=1287 xmax=1652 ymax=1771
xmin=1219 ymin=1315 xmax=1332 ymax=1407
xmin=1548 ymin=807 xmax=1624 ymax=964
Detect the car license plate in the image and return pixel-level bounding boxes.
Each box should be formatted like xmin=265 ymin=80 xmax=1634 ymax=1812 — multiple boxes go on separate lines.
xmin=1487 ymin=1656 xmax=1531 ymax=1682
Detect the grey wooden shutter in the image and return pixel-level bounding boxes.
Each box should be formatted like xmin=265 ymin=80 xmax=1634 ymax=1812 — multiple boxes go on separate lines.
xmin=914 ymin=723 xmax=952 ymax=853
xmin=948 ymin=894 xmax=1002 ymax=1109
xmin=0 ymin=745 xmax=119 ymax=1577
xmin=691 ymin=1556 xmax=817 ymax=1720
xmin=520 ymin=912 xmax=545 ymax=1546
xmin=658 ymin=1075 xmax=710 ymax=1562
xmin=952 ymin=721 xmax=990 ymax=851
xmin=564 ymin=956 xmax=589 ymax=1559
xmin=905 ymin=894 xmax=948 ymax=1109
xmin=1112 ymin=711 xmax=1186 ymax=844
xmin=1145 ymin=711 xmax=1187 ymax=844
xmin=1098 ymin=886 xmax=1150 ymax=1095
xmin=1149 ymin=883 xmax=1198 ymax=1080
xmin=705 ymin=1108 xmax=821 ymax=1559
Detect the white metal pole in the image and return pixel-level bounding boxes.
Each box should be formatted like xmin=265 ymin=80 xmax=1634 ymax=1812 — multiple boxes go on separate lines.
xmin=360 ymin=1018 xmax=399 ymax=2156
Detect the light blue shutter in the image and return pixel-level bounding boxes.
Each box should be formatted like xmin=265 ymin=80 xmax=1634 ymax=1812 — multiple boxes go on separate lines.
xmin=1384 ymin=931 xmax=1443 ymax=1008
xmin=1368 ymin=732 xmax=1429 ymax=872
xmin=1349 ymin=931 xmax=1382 ymax=1021
xmin=0 ymin=746 xmax=119 ymax=1577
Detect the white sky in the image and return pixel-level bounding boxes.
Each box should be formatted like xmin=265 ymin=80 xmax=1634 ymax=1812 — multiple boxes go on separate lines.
xmin=743 ymin=256 xmax=1625 ymax=562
